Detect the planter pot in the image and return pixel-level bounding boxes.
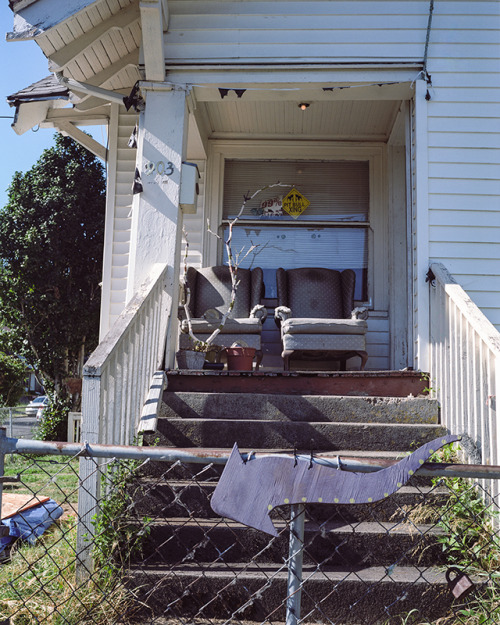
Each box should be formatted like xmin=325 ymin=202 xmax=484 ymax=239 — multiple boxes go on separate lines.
xmin=225 ymin=347 xmax=256 ymax=371
xmin=176 ymin=350 xmax=206 ymax=370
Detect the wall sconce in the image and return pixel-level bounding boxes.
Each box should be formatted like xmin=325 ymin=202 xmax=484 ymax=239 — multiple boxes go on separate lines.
xmin=298 ymin=103 xmax=310 ymax=111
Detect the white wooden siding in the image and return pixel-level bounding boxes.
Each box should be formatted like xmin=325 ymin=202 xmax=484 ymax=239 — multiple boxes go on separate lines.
xmin=104 ymin=108 xmax=136 ymax=334
xmin=165 ymin=1 xmax=430 ymax=65
xmin=426 ymin=1 xmax=500 ymax=331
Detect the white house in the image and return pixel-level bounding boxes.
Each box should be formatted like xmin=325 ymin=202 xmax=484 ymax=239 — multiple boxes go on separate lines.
xmin=5 ymin=0 xmax=500 ymax=457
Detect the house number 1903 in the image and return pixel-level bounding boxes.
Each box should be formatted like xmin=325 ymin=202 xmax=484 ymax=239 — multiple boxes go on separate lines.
xmin=144 ymin=160 xmax=174 ymax=177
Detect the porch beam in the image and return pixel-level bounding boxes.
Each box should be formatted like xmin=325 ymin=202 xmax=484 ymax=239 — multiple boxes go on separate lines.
xmin=55 ymin=121 xmax=107 ymax=161
xmin=140 ymin=0 xmax=167 ymax=82
xmin=186 ymin=89 xmax=209 ymax=158
xmin=192 ymin=82 xmax=413 ymax=103
xmin=47 ymin=3 xmax=140 ymax=71
xmin=44 ymin=104 xmax=110 ymax=125
xmin=165 ymin=66 xmax=421 ymax=88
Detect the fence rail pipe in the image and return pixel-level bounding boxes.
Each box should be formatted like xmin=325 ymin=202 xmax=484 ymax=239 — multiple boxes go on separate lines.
xmin=5 ymin=433 xmax=500 ymax=479
xmin=0 ymin=429 xmax=5 ymax=527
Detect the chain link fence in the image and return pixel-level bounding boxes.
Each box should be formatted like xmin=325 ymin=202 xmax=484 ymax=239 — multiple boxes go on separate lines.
xmin=0 ymin=435 xmax=499 ymax=625
xmin=0 ymin=407 xmax=37 ymax=440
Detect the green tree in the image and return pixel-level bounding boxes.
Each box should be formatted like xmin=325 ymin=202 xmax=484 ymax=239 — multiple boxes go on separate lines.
xmin=0 ymin=134 xmax=105 ymax=401
xmin=0 ymin=351 xmax=25 ymax=406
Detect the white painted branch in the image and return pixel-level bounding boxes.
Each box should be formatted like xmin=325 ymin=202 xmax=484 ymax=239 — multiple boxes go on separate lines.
xmin=181 ymin=181 xmax=292 ymax=349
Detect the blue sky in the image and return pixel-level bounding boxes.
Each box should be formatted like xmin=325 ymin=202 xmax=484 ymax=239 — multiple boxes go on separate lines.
xmin=0 ymin=4 xmax=56 ymax=208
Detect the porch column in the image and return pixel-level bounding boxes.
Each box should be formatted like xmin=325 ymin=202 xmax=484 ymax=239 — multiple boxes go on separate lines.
xmin=127 ymin=84 xmax=189 ymax=367
xmin=413 ymin=79 xmax=430 ymax=373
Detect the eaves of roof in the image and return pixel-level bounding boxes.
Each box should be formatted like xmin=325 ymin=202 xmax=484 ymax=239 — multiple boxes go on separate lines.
xmin=7 ymin=75 xmax=69 ymax=106
xmin=9 ymin=0 xmax=41 ymax=11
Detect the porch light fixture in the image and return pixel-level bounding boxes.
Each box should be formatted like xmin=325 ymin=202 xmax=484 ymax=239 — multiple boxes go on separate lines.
xmin=298 ymin=102 xmax=310 ymax=110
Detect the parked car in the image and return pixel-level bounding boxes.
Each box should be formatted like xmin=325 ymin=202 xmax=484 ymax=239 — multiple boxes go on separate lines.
xmin=36 ymin=405 xmax=46 ymax=421
xmin=25 ymin=395 xmax=48 ymax=416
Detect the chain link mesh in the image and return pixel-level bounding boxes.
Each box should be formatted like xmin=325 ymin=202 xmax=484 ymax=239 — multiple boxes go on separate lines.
xmin=0 ymin=450 xmax=499 ymax=625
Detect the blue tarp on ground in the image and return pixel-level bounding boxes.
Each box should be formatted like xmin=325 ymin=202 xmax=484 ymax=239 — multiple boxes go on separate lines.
xmin=0 ymin=499 xmax=63 ymax=554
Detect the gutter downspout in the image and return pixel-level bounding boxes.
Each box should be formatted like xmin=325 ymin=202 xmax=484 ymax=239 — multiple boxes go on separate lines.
xmin=55 ymin=72 xmax=126 ymax=107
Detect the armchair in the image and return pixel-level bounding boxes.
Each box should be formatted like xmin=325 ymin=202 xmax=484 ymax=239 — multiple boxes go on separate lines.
xmin=275 ymin=267 xmax=368 ymax=371
xmin=179 ymin=266 xmax=267 ymax=369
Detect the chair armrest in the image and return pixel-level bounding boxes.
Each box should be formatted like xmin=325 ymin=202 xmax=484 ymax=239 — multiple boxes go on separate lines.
xmin=275 ymin=306 xmax=292 ymax=323
xmin=250 ymin=304 xmax=268 ymax=323
xmin=351 ymin=307 xmax=369 ymax=320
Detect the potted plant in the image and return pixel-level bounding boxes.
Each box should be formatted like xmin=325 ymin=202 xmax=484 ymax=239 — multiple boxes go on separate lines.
xmin=175 ymin=341 xmax=206 ymax=370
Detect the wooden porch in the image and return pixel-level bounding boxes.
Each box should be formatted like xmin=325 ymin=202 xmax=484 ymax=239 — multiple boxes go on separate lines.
xmin=166 ymin=369 xmax=428 ymax=398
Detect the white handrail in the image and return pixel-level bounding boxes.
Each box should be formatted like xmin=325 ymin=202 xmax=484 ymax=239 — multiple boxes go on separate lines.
xmin=77 ymin=262 xmax=170 ymax=574
xmin=82 ymin=262 xmax=169 ymax=445
xmin=429 ymin=262 xmax=500 ymax=476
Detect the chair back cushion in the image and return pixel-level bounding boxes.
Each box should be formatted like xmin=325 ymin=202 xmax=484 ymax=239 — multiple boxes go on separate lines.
xmin=277 ymin=267 xmax=355 ymax=319
xmin=188 ymin=266 xmax=263 ymax=319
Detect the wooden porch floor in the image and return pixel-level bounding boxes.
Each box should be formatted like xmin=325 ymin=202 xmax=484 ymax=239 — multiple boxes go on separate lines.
xmin=166 ymin=369 xmax=427 ymax=397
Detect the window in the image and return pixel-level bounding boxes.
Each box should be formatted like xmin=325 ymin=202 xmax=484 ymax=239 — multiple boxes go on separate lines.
xmin=222 ymin=160 xmax=369 ymax=300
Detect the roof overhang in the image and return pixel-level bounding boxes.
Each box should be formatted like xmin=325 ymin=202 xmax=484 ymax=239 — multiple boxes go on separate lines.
xmin=7 ymin=0 xmax=100 ymax=41
xmin=7 ymin=75 xmax=110 ymax=160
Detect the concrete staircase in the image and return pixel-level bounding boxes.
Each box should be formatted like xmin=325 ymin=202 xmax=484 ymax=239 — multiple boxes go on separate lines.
xmin=131 ymin=371 xmax=455 ymax=624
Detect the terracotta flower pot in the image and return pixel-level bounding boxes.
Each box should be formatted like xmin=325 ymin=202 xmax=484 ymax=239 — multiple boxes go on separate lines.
xmin=225 ymin=346 xmax=256 ymax=371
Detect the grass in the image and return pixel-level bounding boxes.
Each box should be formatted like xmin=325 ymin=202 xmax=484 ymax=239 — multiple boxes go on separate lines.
xmin=0 ymin=516 xmax=135 ymax=624
xmin=2 ymin=453 xmax=80 ymax=504
xmin=0 ymin=454 xmax=146 ymax=624
xmin=0 ymin=454 xmax=139 ymax=624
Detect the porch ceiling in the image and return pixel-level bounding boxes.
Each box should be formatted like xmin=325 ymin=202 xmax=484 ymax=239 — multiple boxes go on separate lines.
xmin=198 ymin=98 xmax=401 ymax=142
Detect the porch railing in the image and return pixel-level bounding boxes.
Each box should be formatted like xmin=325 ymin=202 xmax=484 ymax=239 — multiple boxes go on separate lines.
xmin=78 ymin=262 xmax=170 ymax=572
xmin=428 ymin=262 xmax=500 ymax=476
xmin=82 ymin=262 xmax=169 ymax=447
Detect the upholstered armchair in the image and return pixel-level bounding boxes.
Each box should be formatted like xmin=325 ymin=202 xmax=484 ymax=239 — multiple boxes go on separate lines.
xmin=178 ymin=266 xmax=267 ymax=369
xmin=274 ymin=267 xmax=368 ymax=371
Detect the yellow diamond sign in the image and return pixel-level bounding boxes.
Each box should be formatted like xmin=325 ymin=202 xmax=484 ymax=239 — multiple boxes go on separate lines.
xmin=282 ymin=188 xmax=310 ymax=219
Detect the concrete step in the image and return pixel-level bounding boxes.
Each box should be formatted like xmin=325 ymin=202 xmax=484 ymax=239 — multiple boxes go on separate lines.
xmin=132 ymin=479 xmax=448 ymax=523
xmin=134 ymin=518 xmax=447 ymax=568
xmin=161 ymin=392 xmax=439 ymax=424
xmin=127 ymin=562 xmax=454 ymax=624
xmin=153 ymin=418 xmax=447 ymax=451
xmin=166 ymin=370 xmax=430 ymax=397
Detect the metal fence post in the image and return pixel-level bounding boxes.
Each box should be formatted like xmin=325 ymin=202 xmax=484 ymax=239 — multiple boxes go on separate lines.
xmin=286 ymin=503 xmax=305 ymax=625
xmin=8 ymin=409 xmax=13 ymax=439
xmin=0 ymin=427 xmax=6 ymax=515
